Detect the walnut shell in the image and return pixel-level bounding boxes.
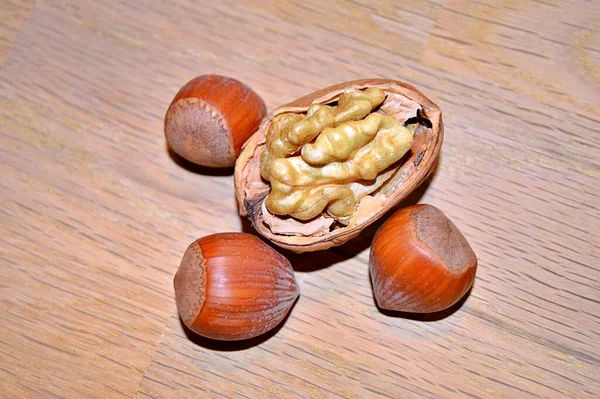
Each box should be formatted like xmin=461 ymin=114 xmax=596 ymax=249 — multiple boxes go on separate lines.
xmin=234 ymin=79 xmax=443 ymax=253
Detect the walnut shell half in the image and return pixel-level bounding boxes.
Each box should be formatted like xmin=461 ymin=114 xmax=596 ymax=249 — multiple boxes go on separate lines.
xmin=234 ymin=79 xmax=443 ymax=253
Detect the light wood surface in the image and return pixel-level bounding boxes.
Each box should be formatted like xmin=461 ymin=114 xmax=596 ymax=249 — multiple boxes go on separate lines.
xmin=1 ymin=1 xmax=598 ymax=398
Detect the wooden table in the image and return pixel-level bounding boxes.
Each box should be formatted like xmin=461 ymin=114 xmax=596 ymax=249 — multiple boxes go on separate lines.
xmin=2 ymin=1 xmax=599 ymax=398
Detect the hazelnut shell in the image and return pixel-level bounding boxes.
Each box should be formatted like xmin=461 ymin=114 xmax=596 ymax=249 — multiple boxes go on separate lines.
xmin=173 ymin=233 xmax=299 ymax=340
xmin=165 ymin=75 xmax=267 ymax=167
xmin=370 ymin=204 xmax=477 ymax=313
xmin=234 ymin=78 xmax=443 ymax=252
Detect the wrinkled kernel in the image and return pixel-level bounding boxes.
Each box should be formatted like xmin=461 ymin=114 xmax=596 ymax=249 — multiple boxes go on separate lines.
xmin=261 ymin=88 xmax=415 ymax=223
xmin=266 ymin=88 xmax=384 ymax=161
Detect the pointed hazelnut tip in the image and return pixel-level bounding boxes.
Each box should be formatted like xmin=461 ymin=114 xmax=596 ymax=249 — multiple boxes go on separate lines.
xmin=173 ymin=241 xmax=207 ymax=327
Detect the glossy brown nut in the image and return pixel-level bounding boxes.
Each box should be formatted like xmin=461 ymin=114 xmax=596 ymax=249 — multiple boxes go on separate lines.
xmin=235 ymin=78 xmax=443 ymax=252
xmin=173 ymin=233 xmax=299 ymax=340
xmin=165 ymin=75 xmax=267 ymax=167
xmin=370 ymin=204 xmax=477 ymax=313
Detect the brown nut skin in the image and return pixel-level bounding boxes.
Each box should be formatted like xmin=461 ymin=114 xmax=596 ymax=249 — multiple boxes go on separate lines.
xmin=370 ymin=204 xmax=477 ymax=313
xmin=235 ymin=78 xmax=443 ymax=252
xmin=165 ymin=75 xmax=267 ymax=167
xmin=173 ymin=233 xmax=299 ymax=341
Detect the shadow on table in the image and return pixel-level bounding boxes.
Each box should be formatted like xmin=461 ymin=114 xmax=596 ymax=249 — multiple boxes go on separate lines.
xmin=178 ymin=297 xmax=298 ymax=351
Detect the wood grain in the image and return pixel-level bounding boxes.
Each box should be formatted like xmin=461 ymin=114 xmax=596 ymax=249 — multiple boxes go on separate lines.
xmin=0 ymin=0 xmax=38 ymax=65
xmin=1 ymin=0 xmax=598 ymax=398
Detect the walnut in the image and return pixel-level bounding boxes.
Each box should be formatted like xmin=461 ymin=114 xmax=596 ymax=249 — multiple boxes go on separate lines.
xmin=261 ymin=88 xmax=416 ymax=224
xmin=235 ymin=79 xmax=443 ymax=253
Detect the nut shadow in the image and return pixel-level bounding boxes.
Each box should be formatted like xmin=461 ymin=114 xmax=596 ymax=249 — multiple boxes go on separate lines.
xmin=240 ymin=216 xmax=258 ymax=235
xmin=286 ymin=243 xmax=367 ymax=273
xmin=166 ymin=143 xmax=234 ymax=176
xmin=373 ymin=285 xmax=473 ymax=322
xmin=179 ymin=296 xmax=299 ymax=351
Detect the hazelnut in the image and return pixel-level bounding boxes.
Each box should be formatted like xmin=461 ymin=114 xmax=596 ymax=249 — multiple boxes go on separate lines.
xmin=173 ymin=233 xmax=299 ymax=340
xmin=369 ymin=205 xmax=477 ymax=313
xmin=165 ymin=75 xmax=267 ymax=167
